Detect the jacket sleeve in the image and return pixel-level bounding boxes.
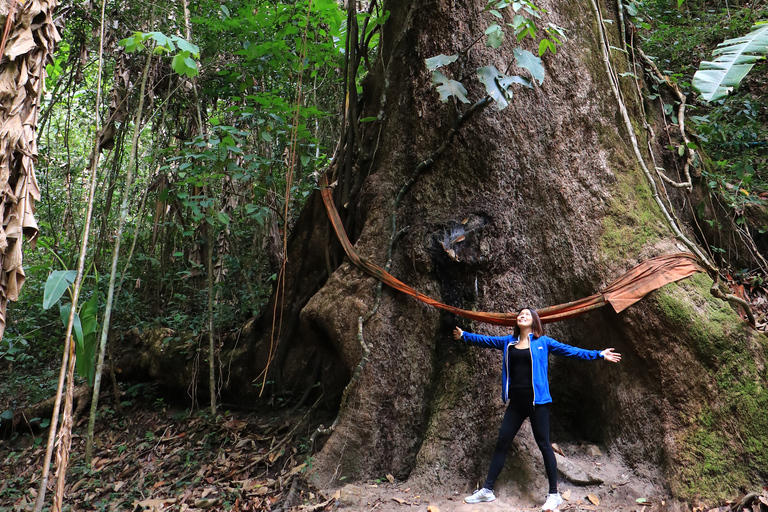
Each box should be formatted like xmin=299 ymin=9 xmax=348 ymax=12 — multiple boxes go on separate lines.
xmin=545 ymin=336 xmax=603 ymax=360
xmin=461 ymin=331 xmax=510 ymax=350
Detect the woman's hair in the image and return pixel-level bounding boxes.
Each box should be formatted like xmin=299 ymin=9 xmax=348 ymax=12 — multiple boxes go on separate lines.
xmin=513 ymin=307 xmax=545 ymax=339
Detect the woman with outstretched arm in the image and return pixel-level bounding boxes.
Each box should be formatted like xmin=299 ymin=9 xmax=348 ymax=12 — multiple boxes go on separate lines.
xmin=455 ymin=307 xmax=621 ymax=511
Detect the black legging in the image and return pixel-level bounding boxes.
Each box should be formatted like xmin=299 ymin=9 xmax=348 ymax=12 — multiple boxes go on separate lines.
xmin=483 ymin=388 xmax=558 ymax=494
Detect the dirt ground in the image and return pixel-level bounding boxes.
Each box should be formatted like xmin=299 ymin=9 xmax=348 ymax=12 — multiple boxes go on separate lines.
xmin=330 ymin=441 xmax=676 ymax=512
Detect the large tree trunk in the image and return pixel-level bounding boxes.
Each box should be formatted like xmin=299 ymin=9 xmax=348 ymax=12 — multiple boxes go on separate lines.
xmin=238 ymin=0 xmax=768 ymax=501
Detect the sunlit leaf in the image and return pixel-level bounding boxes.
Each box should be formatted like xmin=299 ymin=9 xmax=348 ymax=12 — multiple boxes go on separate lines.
xmin=693 ymin=22 xmax=768 ymax=101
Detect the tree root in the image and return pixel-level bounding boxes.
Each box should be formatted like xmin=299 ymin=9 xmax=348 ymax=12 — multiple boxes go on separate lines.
xmin=730 ymin=492 xmax=768 ymax=512
xmin=0 ymin=385 xmax=91 ymax=437
xmin=636 ymin=48 xmax=694 ymax=192
xmin=710 ymin=276 xmax=756 ymax=327
xmin=590 ymin=0 xmax=714 ymax=271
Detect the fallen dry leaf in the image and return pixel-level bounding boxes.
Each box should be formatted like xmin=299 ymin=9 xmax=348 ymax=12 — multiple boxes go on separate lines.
xmin=133 ymin=497 xmax=176 ymax=511
xmin=392 ymin=497 xmax=405 ymax=504
xmin=194 ymin=498 xmax=220 ymax=508
xmin=386 ymin=473 xmax=395 ymax=483
xmin=587 ymin=494 xmax=600 ymax=505
xmin=427 ymin=506 xmax=440 ymax=512
xmin=562 ymin=490 xmax=571 ymax=501
xmin=551 ymin=443 xmax=564 ymax=455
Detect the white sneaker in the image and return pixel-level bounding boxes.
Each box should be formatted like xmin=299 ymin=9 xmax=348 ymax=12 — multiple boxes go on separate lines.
xmin=542 ymin=492 xmax=563 ymax=511
xmin=464 ymin=487 xmax=496 ymax=503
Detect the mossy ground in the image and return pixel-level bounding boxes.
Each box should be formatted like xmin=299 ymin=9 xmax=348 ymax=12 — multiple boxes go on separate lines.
xmin=654 ymin=273 xmax=768 ymax=501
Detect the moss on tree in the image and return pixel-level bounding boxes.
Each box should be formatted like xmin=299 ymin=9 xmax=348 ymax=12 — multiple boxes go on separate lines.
xmin=654 ymin=274 xmax=768 ymax=500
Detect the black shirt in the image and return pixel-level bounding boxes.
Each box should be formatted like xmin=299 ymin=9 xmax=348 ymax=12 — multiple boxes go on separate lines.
xmin=507 ymin=345 xmax=533 ymax=390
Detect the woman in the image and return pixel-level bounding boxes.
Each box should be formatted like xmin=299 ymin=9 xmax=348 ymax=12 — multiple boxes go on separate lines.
xmin=454 ymin=308 xmax=621 ymax=510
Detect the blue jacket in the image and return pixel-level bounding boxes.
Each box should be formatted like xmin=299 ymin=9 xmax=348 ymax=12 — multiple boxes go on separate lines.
xmin=461 ymin=331 xmax=603 ymax=405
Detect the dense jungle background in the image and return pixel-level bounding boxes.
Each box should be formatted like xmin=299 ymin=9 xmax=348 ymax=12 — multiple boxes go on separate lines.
xmin=1 ymin=0 xmax=768 ymax=510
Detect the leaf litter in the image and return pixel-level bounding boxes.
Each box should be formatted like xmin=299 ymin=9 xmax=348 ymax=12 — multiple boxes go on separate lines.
xmin=0 ymin=393 xmax=338 ymax=511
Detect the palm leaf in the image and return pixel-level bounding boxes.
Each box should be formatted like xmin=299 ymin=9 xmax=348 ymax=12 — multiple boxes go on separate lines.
xmin=693 ymin=22 xmax=768 ymax=102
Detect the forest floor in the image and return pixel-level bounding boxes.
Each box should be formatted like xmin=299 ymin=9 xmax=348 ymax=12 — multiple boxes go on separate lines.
xmin=0 ymin=376 xmax=753 ymax=512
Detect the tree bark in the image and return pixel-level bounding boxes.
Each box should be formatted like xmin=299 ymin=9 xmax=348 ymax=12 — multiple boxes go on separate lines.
xmin=161 ymin=0 xmax=768 ymax=500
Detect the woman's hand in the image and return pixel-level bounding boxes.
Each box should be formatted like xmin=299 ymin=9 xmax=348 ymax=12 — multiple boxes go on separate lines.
xmin=453 ymin=327 xmax=464 ymax=340
xmin=600 ymin=348 xmax=621 ymax=362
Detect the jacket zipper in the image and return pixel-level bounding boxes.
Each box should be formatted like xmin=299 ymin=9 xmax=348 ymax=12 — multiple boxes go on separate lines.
xmin=530 ymin=334 xmax=536 ymax=406
xmin=505 ymin=339 xmax=512 ymax=402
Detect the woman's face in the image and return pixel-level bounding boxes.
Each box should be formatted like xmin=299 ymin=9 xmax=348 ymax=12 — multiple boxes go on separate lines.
xmin=517 ymin=309 xmax=533 ymax=329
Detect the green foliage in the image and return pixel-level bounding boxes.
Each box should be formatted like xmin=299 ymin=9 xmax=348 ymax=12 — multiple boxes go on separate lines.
xmin=693 ymin=21 xmax=768 ymax=101
xmin=425 ymin=54 xmax=459 ymax=70
xmin=42 ymin=270 xmax=100 ymax=385
xmin=432 ymin=71 xmax=470 ymax=104
xmin=119 ymin=31 xmax=201 ymax=78
xmin=513 ymin=48 xmax=545 ymax=84
xmin=42 ymin=270 xmax=76 ymax=309
xmin=635 ymin=1 xmax=768 ymax=243
xmin=425 ymin=0 xmax=558 ymax=109
xmin=5 ymin=0 xmax=348 ymax=364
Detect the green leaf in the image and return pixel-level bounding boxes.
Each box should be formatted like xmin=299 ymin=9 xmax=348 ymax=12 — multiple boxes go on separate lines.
xmin=636 ymin=498 xmax=648 ymax=504
xmin=513 ymin=48 xmax=545 ymax=85
xmin=489 ymin=9 xmax=502 ymax=18
xmin=485 ymin=24 xmax=504 ymax=48
xmin=217 ymin=212 xmax=230 ymax=225
xmin=476 ymin=66 xmax=509 ymax=109
xmin=692 ymin=22 xmax=768 ymax=101
xmin=677 ymin=0 xmax=684 ymax=6
xmin=172 ymin=53 xmax=187 ymax=76
xmin=547 ymin=23 xmax=567 ymax=41
xmin=425 ymin=54 xmax=459 ymax=70
xmin=359 ymin=116 xmax=378 ymax=123
xmin=678 ymin=145 xmax=685 ymax=156
xmin=538 ymin=39 xmax=556 ymax=56
xmin=77 ymin=331 xmax=97 ymax=385
xmin=80 ymin=294 xmax=99 ymax=337
xmin=172 ymin=36 xmax=200 ymax=57
xmin=498 ymin=74 xmax=532 ymax=89
xmin=59 ymin=304 xmax=84 ymax=350
xmin=432 ymin=71 xmax=470 ymax=103
xmin=43 ymin=270 xmax=77 ymax=309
